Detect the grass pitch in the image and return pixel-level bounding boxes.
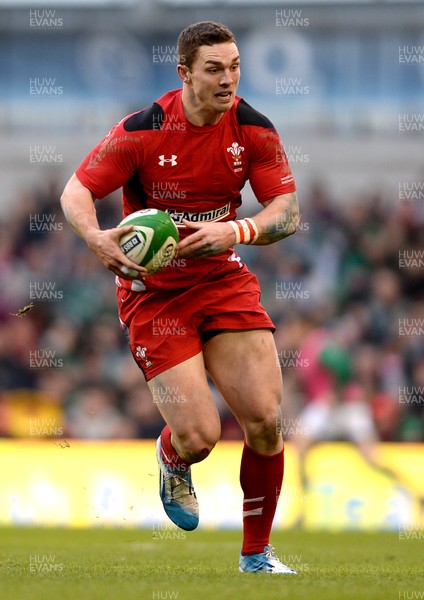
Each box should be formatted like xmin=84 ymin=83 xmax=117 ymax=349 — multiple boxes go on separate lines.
xmin=0 ymin=527 xmax=422 ymax=600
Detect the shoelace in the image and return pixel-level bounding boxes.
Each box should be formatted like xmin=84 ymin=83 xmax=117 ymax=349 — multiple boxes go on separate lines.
xmin=264 ymin=545 xmax=279 ymax=561
xmin=164 ymin=472 xmax=195 ymax=500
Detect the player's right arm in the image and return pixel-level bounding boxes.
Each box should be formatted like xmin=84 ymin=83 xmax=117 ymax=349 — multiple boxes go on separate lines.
xmin=60 ymin=173 xmax=147 ymax=280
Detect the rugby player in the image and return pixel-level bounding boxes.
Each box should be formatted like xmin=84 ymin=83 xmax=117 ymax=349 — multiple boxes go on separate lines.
xmin=61 ymin=21 xmax=300 ymax=574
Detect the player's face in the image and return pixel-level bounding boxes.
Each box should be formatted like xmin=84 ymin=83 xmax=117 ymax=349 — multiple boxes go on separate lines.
xmin=182 ymin=42 xmax=240 ymax=121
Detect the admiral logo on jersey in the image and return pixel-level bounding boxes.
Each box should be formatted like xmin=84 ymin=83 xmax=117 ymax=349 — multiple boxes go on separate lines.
xmin=166 ymin=203 xmax=231 ymax=226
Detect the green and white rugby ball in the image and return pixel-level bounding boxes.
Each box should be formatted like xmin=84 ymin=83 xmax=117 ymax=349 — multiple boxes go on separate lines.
xmin=118 ymin=209 xmax=179 ymax=275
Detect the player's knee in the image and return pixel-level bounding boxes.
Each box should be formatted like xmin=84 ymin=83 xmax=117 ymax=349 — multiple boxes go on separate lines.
xmin=176 ymin=428 xmax=220 ymax=463
xmin=245 ymin=411 xmax=282 ymax=446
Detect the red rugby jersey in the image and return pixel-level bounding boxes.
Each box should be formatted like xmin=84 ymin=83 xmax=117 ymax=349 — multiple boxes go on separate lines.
xmin=76 ymin=89 xmax=296 ymax=290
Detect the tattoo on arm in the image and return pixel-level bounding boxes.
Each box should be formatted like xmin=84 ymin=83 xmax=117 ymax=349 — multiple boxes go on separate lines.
xmin=258 ymin=193 xmax=300 ymax=244
xmin=261 ymin=220 xmax=281 ymax=243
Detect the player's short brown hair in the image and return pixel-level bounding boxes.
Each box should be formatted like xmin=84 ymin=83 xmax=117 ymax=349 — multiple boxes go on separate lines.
xmin=177 ymin=21 xmax=236 ymax=69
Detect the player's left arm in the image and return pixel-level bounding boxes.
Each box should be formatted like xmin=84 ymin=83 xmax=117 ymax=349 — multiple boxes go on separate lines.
xmin=249 ymin=191 xmax=300 ymax=245
xmin=176 ymin=191 xmax=299 ymax=258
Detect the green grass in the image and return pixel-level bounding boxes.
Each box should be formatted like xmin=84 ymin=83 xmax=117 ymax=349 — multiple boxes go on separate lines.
xmin=0 ymin=527 xmax=423 ymax=600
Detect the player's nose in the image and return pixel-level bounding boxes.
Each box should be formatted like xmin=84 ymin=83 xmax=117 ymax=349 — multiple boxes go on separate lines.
xmin=219 ymin=69 xmax=233 ymax=86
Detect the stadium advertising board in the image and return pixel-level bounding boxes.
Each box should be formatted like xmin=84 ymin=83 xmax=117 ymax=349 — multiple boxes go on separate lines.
xmin=1 ymin=441 xmax=423 ymax=532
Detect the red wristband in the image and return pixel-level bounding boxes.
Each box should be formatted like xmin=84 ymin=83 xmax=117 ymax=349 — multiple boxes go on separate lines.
xmin=229 ymin=218 xmax=259 ymax=244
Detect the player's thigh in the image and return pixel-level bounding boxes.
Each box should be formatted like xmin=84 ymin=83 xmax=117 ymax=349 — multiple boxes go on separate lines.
xmin=203 ymin=329 xmax=283 ymax=428
xmin=147 ymin=351 xmax=221 ymax=445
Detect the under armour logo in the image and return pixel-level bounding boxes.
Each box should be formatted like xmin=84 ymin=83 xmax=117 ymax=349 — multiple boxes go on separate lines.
xmin=158 ymin=154 xmax=177 ymax=166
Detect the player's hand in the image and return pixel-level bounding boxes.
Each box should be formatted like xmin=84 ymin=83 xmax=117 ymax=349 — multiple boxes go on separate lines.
xmin=176 ymin=219 xmax=236 ymax=258
xmin=85 ymin=225 xmax=148 ymax=280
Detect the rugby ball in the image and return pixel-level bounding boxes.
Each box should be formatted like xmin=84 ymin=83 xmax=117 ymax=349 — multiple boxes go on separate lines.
xmin=118 ymin=209 xmax=179 ymax=275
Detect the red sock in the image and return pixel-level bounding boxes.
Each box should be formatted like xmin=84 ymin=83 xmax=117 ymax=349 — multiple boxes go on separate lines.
xmin=159 ymin=425 xmax=192 ymax=473
xmin=240 ymin=442 xmax=284 ymax=555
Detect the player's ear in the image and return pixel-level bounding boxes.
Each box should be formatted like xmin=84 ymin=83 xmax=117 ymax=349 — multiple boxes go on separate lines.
xmin=177 ymin=64 xmax=191 ymax=84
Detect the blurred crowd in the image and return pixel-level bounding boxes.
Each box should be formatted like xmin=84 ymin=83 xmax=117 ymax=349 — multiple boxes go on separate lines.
xmin=0 ymin=179 xmax=423 ymax=442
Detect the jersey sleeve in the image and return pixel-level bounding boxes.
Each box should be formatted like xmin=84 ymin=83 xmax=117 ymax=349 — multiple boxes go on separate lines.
xmin=75 ymin=117 xmax=143 ymax=199
xmin=246 ymin=126 xmax=296 ymax=205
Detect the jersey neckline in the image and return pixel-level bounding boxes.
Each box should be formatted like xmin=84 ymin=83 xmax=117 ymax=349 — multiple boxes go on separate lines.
xmin=174 ymin=89 xmax=232 ymax=134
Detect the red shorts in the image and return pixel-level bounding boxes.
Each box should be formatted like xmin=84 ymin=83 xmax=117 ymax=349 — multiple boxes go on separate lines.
xmin=116 ymin=265 xmax=275 ymax=381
